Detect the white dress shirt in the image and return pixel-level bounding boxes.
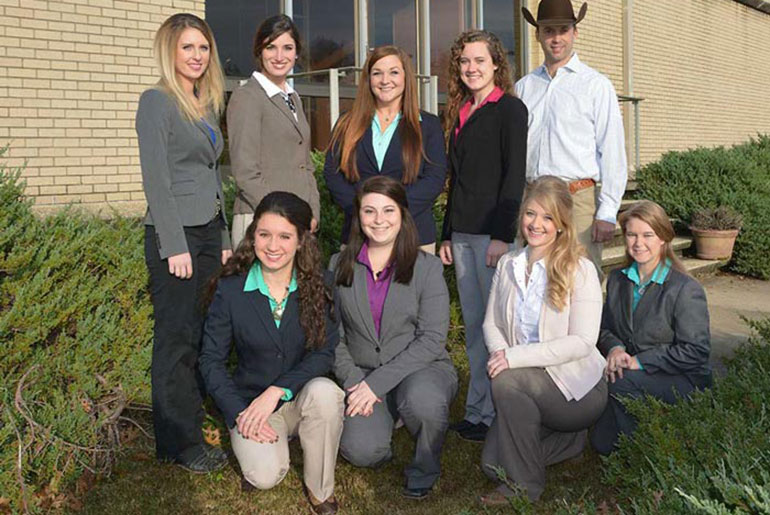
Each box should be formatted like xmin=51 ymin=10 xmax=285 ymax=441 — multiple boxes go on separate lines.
xmin=252 ymin=71 xmax=298 ymax=121
xmin=515 ymin=53 xmax=627 ymax=223
xmin=512 ymin=250 xmax=547 ymax=347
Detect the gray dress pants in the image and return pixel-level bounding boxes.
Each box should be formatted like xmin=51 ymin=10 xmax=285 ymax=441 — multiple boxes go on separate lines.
xmin=482 ymin=368 xmax=607 ymax=501
xmin=340 ymin=363 xmax=458 ymax=489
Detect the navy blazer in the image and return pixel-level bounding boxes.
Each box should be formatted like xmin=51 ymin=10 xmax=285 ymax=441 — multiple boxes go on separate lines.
xmin=199 ymin=271 xmax=340 ymax=428
xmin=598 ymin=267 xmax=712 ymax=387
xmin=323 ymin=111 xmax=447 ymax=245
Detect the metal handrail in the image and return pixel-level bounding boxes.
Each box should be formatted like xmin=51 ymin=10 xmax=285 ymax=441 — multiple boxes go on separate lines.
xmin=618 ymin=95 xmax=645 ymax=171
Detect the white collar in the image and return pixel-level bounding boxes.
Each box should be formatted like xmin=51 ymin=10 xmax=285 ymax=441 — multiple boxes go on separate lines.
xmin=537 ymin=52 xmax=584 ymax=79
xmin=252 ymin=71 xmax=295 ymax=98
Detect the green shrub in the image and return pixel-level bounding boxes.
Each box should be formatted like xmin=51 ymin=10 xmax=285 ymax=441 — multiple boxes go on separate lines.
xmin=636 ymin=134 xmax=770 ymax=279
xmin=0 ymin=147 xmax=153 ymax=512
xmin=603 ymin=317 xmax=770 ymax=513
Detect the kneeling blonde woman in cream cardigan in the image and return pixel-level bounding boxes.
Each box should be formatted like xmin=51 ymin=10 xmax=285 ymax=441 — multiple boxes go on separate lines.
xmin=479 ymin=176 xmax=607 ymax=505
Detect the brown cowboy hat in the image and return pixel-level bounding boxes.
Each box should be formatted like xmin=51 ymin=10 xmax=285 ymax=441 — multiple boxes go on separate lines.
xmin=522 ymin=0 xmax=588 ymax=27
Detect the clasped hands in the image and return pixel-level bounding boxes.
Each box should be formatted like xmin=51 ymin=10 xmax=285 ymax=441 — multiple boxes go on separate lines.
xmin=605 ymin=346 xmax=640 ymax=383
xmin=345 ymin=381 xmax=381 ymax=418
xmin=236 ymin=385 xmax=283 ymax=444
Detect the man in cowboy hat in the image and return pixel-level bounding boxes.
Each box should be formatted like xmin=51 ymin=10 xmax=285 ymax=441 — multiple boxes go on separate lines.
xmin=516 ymin=0 xmax=627 ymax=274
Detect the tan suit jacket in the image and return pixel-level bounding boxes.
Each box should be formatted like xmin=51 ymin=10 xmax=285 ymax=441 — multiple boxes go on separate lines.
xmin=226 ymin=77 xmax=320 ymax=219
xmin=483 ymin=252 xmax=606 ymax=401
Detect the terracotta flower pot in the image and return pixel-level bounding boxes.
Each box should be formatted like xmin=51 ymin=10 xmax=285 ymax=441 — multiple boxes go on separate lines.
xmin=689 ymin=227 xmax=740 ymax=260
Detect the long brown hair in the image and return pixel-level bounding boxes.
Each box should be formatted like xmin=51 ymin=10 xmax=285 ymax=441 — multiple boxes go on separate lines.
xmin=153 ymin=13 xmax=225 ymax=120
xmin=518 ymin=176 xmax=582 ymax=311
xmin=327 ymin=46 xmax=424 ymax=184
xmin=210 ymin=192 xmax=334 ymax=350
xmin=619 ymin=200 xmax=687 ymax=275
xmin=335 ymin=176 xmax=419 ymax=287
xmin=443 ymin=30 xmax=515 ymax=141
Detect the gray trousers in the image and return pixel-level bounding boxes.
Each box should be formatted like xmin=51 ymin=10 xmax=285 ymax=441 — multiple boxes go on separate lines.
xmin=452 ymin=232 xmax=512 ymax=426
xmin=482 ymin=368 xmax=608 ymax=501
xmin=340 ymin=363 xmax=458 ymax=489
xmin=590 ymin=369 xmax=700 ymax=456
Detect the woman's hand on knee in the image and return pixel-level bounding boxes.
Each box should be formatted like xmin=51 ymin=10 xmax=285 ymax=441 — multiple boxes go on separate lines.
xmin=487 ymin=350 xmax=510 ymax=379
xmin=237 ymin=386 xmax=283 ymax=439
xmin=345 ymin=381 xmax=380 ymax=417
xmin=252 ymin=421 xmax=279 ymax=444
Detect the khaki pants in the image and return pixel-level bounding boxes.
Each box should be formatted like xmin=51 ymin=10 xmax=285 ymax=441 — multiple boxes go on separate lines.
xmin=229 ymin=377 xmax=344 ymax=502
xmin=230 ymin=213 xmax=251 ymax=251
xmin=571 ymin=185 xmax=603 ymax=277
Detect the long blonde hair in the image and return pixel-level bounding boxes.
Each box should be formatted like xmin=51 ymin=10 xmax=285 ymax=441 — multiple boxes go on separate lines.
xmin=443 ymin=30 xmax=515 ymax=141
xmin=619 ymin=200 xmax=687 ymax=274
xmin=328 ymin=46 xmax=424 ymax=184
xmin=153 ymin=13 xmax=225 ymax=120
xmin=518 ymin=176 xmax=582 ymax=311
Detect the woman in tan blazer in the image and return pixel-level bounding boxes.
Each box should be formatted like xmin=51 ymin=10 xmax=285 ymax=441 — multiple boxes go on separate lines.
xmin=479 ymin=176 xmax=607 ymax=504
xmin=227 ymin=15 xmax=320 ymax=248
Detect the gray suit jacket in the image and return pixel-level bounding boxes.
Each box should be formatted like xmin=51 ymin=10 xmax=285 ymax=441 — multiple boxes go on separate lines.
xmin=599 ymin=267 xmax=712 ymax=387
xmin=227 ymin=77 xmax=320 ymax=219
xmin=136 ymin=88 xmax=230 ymax=259
xmin=330 ymin=252 xmax=456 ymax=397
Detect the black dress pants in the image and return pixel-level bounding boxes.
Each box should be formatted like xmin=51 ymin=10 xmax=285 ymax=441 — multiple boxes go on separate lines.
xmin=144 ymin=220 xmax=222 ymax=460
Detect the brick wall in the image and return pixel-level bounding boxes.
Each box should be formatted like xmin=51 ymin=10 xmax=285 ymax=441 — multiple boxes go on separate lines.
xmin=0 ymin=0 xmax=204 ymax=215
xmin=523 ymin=0 xmax=770 ymax=170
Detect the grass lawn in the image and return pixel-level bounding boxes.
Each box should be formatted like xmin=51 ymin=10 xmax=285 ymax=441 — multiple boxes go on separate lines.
xmin=77 ymin=339 xmax=621 ymax=514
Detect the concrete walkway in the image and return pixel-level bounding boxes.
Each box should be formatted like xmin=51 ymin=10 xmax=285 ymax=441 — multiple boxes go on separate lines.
xmin=702 ymin=273 xmax=770 ymax=369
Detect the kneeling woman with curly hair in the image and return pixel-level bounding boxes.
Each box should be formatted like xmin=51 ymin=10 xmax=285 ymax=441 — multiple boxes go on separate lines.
xmin=200 ymin=192 xmax=343 ymax=515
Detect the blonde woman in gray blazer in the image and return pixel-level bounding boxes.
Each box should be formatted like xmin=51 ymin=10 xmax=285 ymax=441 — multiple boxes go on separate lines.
xmin=331 ymin=176 xmax=457 ymax=501
xmin=479 ymin=177 xmax=607 ymax=505
xmin=136 ymin=14 xmax=231 ymax=473
xmin=228 ymin=15 xmax=320 ymax=248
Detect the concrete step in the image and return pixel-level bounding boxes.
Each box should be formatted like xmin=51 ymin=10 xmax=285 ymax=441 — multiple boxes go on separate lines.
xmin=601 ymin=235 xmax=693 ymax=271
xmin=681 ymin=257 xmax=729 ymax=277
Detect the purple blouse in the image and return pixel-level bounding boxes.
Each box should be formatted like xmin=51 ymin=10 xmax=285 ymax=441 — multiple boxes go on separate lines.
xmin=356 ymin=242 xmax=394 ymax=337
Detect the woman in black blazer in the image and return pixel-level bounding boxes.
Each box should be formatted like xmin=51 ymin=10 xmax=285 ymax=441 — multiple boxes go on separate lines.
xmin=323 ymin=45 xmax=447 ymax=253
xmin=590 ymin=201 xmax=712 ymax=455
xmin=439 ymin=30 xmax=528 ymax=442
xmin=331 ymin=176 xmax=457 ymax=500
xmin=135 ymin=13 xmax=231 ymax=473
xmin=200 ymin=192 xmax=343 ymax=515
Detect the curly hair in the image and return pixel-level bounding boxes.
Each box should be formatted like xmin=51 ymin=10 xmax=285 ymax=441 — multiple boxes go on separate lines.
xmin=517 ymin=176 xmax=583 ymax=311
xmin=443 ymin=29 xmax=515 ymax=141
xmin=208 ymin=192 xmax=334 ymax=350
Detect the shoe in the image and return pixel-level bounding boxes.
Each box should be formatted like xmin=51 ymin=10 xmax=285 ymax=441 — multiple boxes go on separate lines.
xmin=458 ymin=422 xmax=489 ymax=442
xmin=172 ymin=444 xmax=227 ymax=474
xmin=479 ymin=488 xmax=510 ymax=507
xmin=303 ymin=483 xmax=339 ymax=515
xmin=203 ymin=442 xmax=227 ymax=461
xmin=241 ymin=476 xmax=256 ymax=493
xmin=402 ymin=486 xmax=431 ymax=500
xmin=449 ymin=419 xmax=474 ymax=433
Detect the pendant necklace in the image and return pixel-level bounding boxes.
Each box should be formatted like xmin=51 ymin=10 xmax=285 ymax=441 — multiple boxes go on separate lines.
xmin=270 ymin=285 xmax=290 ymax=321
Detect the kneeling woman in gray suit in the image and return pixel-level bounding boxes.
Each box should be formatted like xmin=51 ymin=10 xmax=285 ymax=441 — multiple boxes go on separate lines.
xmin=200 ymin=192 xmax=344 ymax=515
xmin=331 ymin=176 xmax=458 ymax=500
xmin=591 ymin=201 xmax=712 ymax=455
xmin=136 ymin=13 xmax=231 ymax=473
xmin=480 ymin=176 xmax=607 ymax=505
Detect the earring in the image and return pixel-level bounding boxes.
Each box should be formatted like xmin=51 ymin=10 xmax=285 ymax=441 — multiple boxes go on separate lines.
xmin=557 ymin=229 xmax=563 ymax=234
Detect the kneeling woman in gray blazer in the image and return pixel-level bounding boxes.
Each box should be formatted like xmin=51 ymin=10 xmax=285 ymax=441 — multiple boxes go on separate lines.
xmin=200 ymin=192 xmax=344 ymax=515
xmin=480 ymin=176 xmax=607 ymax=504
xmin=331 ymin=176 xmax=458 ymax=500
xmin=591 ymin=201 xmax=712 ymax=456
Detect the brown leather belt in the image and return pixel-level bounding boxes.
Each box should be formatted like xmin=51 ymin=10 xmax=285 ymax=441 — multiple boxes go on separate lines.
xmin=568 ymin=178 xmax=596 ymax=194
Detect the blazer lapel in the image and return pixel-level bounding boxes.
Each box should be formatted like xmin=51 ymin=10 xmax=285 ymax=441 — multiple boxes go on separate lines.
xmin=245 ymin=289 xmax=282 ymax=350
xmin=360 ymin=125 xmax=378 ymax=171
xmin=278 ymin=292 xmax=299 ymax=339
xmin=293 ymin=91 xmax=311 ymax=142
xmin=632 ymin=282 xmax=662 ymax=332
xmin=381 ymin=123 xmax=401 ymax=172
xmin=268 ymin=93 xmax=303 ymax=138
xmin=618 ymin=277 xmax=634 ymax=332
xmin=378 ymin=277 xmax=404 ymax=343
xmin=193 ymin=116 xmax=219 ymax=158
xmin=352 ymin=264 xmax=379 ymax=343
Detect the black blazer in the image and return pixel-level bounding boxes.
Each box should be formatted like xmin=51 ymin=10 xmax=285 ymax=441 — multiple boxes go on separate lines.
xmin=441 ymin=94 xmax=528 ymax=243
xmin=598 ymin=267 xmax=712 ymax=387
xmin=323 ymin=112 xmax=447 ymax=245
xmin=199 ymin=271 xmax=340 ymax=427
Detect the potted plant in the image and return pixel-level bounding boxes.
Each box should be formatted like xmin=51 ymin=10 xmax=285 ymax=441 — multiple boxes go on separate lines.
xmin=689 ymin=206 xmax=743 ymax=260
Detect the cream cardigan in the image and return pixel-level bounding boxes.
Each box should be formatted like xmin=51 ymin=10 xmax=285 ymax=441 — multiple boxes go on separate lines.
xmin=483 ymin=251 xmax=606 ymax=401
